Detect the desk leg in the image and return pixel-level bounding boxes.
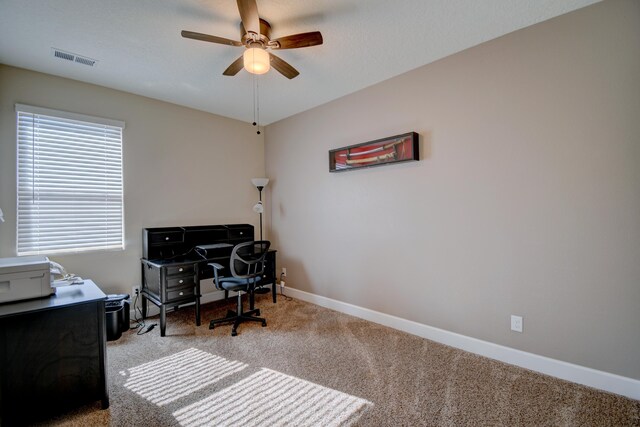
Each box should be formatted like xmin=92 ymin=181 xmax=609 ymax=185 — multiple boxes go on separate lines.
xmin=141 ymin=294 xmax=147 ymax=320
xmin=195 ymin=284 xmax=201 ymax=326
xmin=272 ymin=282 xmax=277 ymax=303
xmin=160 ymin=305 xmax=166 ymax=337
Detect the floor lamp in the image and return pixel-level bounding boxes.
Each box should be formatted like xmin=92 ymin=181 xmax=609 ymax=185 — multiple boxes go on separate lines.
xmin=251 ymin=178 xmax=269 ymax=241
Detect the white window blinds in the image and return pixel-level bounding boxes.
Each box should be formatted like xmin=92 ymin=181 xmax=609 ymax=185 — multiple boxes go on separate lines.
xmin=16 ymin=104 xmax=125 ymax=255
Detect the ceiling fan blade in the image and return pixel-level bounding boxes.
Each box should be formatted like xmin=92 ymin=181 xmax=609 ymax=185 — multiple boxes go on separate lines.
xmin=269 ymin=53 xmax=299 ymax=79
xmin=271 ymin=32 xmax=323 ymax=49
xmin=181 ymin=30 xmax=243 ymax=47
xmin=223 ymin=56 xmax=245 ymax=76
xmin=237 ymin=0 xmax=260 ymax=36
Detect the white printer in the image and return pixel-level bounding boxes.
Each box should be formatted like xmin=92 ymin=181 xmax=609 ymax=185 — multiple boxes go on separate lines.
xmin=0 ymin=256 xmax=54 ymax=303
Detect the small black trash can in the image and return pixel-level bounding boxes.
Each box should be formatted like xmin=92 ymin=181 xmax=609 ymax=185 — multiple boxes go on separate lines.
xmin=105 ymin=294 xmax=130 ymax=341
xmin=105 ymin=304 xmax=123 ymax=341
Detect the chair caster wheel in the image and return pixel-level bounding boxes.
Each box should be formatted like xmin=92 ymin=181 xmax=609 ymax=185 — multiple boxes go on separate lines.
xmin=256 ymin=309 xmax=261 ymax=316
xmin=262 ymin=321 xmax=267 ymax=327
xmin=209 ymin=324 xmax=215 ymax=330
xmin=231 ymin=330 xmax=238 ymax=336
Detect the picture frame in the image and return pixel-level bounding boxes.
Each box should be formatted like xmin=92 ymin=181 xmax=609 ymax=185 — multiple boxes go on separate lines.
xmin=329 ymin=132 xmax=419 ymax=172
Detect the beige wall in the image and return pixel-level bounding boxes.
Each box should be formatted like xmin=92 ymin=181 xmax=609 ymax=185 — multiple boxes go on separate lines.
xmin=0 ymin=65 xmax=265 ymax=296
xmin=265 ymin=0 xmax=640 ymax=379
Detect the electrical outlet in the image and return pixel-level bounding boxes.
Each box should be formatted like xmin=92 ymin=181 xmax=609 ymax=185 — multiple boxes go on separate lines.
xmin=132 ymin=286 xmax=140 ymax=298
xmin=511 ymin=315 xmax=523 ymax=333
xmin=282 ymin=267 xmax=287 ymax=277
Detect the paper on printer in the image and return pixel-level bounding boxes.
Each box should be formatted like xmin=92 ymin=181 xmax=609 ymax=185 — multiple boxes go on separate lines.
xmin=50 ymin=261 xmax=84 ymax=287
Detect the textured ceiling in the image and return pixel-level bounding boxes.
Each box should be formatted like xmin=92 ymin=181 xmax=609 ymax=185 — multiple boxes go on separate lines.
xmin=0 ymin=0 xmax=599 ymax=125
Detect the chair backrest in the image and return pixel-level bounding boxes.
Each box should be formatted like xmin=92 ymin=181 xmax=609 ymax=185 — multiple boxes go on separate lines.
xmin=229 ymin=240 xmax=271 ymax=280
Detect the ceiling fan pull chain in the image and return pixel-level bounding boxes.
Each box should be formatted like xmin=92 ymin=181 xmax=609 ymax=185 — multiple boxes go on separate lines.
xmin=256 ymin=74 xmax=261 ymax=135
xmin=252 ymin=70 xmax=257 ymax=127
xmin=251 ymin=72 xmax=261 ymax=135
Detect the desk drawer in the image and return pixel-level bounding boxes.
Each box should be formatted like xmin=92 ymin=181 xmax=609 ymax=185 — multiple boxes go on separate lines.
xmin=166 ymin=264 xmax=195 ymax=276
xmin=166 ymin=276 xmax=195 ymax=288
xmin=228 ymin=227 xmax=252 ymax=240
xmin=167 ymin=287 xmax=194 ymax=301
xmin=149 ymin=231 xmax=183 ymax=244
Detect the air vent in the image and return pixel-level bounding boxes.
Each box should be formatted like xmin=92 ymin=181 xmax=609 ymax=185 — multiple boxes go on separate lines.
xmin=74 ymin=56 xmax=96 ymax=66
xmin=51 ymin=48 xmax=98 ymax=67
xmin=54 ymin=50 xmax=75 ymax=61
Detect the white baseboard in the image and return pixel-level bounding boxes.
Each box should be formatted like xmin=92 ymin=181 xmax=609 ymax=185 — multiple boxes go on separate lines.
xmin=279 ymin=285 xmax=640 ymax=401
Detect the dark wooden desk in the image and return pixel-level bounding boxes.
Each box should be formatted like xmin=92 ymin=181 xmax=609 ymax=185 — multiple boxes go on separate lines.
xmin=0 ymin=280 xmax=108 ymax=424
xmin=140 ymin=224 xmax=277 ymax=336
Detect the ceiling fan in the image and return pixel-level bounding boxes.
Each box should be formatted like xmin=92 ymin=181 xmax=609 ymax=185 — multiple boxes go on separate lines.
xmin=181 ymin=0 xmax=323 ymax=79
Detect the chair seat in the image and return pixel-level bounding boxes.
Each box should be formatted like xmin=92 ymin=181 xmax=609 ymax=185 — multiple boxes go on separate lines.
xmin=219 ymin=275 xmax=261 ymax=292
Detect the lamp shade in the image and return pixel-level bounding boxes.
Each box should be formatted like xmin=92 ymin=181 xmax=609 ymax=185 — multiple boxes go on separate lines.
xmin=251 ymin=178 xmax=269 ymax=189
xmin=243 ymin=48 xmax=270 ymax=75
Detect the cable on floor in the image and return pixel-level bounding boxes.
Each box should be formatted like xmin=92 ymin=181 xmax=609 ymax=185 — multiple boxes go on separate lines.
xmin=130 ymin=291 xmax=157 ymax=335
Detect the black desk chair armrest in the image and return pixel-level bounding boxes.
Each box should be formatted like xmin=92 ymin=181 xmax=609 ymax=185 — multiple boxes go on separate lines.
xmin=208 ymin=263 xmax=225 ymax=291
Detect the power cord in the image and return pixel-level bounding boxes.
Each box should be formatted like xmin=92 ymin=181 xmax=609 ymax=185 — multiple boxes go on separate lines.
xmin=279 ymin=273 xmax=293 ymax=301
xmin=130 ymin=291 xmax=157 ymax=335
xmin=166 ymin=247 xmax=196 ymax=261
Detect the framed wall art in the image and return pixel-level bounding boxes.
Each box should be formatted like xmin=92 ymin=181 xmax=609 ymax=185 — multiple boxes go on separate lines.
xmin=329 ymin=132 xmax=419 ymax=172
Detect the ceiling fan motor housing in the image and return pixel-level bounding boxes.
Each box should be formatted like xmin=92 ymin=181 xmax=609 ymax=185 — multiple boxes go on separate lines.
xmin=241 ymin=18 xmax=272 ymax=47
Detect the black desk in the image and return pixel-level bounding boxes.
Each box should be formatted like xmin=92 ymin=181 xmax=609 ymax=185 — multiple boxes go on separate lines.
xmin=0 ymin=280 xmax=108 ymax=424
xmin=140 ymin=224 xmax=278 ymax=336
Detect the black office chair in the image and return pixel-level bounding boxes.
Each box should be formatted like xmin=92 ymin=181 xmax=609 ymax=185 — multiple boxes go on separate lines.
xmin=208 ymin=240 xmax=270 ymax=336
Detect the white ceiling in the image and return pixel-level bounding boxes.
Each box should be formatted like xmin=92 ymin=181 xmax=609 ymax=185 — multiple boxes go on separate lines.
xmin=0 ymin=0 xmax=599 ymax=125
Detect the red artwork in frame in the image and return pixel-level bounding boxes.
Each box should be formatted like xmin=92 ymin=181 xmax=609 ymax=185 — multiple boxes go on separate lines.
xmin=329 ymin=132 xmax=419 ymax=172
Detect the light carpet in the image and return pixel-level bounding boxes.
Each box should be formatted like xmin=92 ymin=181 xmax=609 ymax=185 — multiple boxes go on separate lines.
xmin=34 ymin=293 xmax=639 ymax=426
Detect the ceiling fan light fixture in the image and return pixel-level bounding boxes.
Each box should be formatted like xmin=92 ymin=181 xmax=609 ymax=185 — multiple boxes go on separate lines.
xmin=243 ymin=47 xmax=270 ymax=74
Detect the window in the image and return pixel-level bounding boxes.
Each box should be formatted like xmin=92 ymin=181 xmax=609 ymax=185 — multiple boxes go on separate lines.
xmin=16 ymin=104 xmax=125 ymax=255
